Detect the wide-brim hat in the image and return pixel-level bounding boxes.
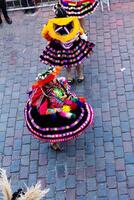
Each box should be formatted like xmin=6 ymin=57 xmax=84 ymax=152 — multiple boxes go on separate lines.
xmin=32 ymin=66 xmax=62 ymax=89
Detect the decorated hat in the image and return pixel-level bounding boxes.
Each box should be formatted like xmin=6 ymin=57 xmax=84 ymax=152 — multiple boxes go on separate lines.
xmin=32 ymin=66 xmax=62 ymax=89
xmin=41 ymin=17 xmax=82 ymax=43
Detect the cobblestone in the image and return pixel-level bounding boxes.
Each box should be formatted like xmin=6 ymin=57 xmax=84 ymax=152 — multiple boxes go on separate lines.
xmin=0 ymin=1 xmax=134 ymax=199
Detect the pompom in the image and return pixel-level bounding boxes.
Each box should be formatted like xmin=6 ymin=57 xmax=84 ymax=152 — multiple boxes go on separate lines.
xmin=62 ymin=105 xmax=71 ymax=113
xmin=71 ymin=97 xmax=78 ymax=102
xmin=77 ymin=100 xmax=84 ymax=107
xmin=64 ymin=99 xmax=72 ymax=105
xmin=59 ymin=112 xmax=74 ymax=119
xmin=79 ymin=97 xmax=86 ymax=103
xmin=53 ymin=88 xmax=63 ymax=98
xmin=46 ymin=108 xmax=56 ymax=114
xmin=38 ymin=99 xmax=48 ymax=115
xmin=71 ymin=113 xmax=76 ymax=118
xmin=70 ymin=102 xmax=77 ymax=110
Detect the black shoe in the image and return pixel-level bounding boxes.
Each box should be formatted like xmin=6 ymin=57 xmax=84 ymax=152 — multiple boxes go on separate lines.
xmin=50 ymin=143 xmax=63 ymax=151
xmin=67 ymin=78 xmax=75 ymax=85
xmin=77 ymin=76 xmax=85 ymax=83
xmin=24 ymin=9 xmax=36 ymax=14
xmin=0 ymin=18 xmax=2 ymax=24
xmin=24 ymin=9 xmax=29 ymax=14
xmin=29 ymin=9 xmax=36 ymax=14
xmin=5 ymin=17 xmax=12 ymax=24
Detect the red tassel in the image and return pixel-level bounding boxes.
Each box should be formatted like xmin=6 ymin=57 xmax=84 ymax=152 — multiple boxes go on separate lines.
xmin=70 ymin=102 xmax=77 ymax=110
xmin=79 ymin=97 xmax=86 ymax=103
xmin=39 ymin=99 xmax=48 ymax=115
xmin=32 ymin=88 xmax=43 ymax=106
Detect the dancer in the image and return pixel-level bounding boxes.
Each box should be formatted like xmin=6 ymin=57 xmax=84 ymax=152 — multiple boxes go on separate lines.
xmin=58 ymin=0 xmax=99 ymax=29
xmin=40 ymin=6 xmax=95 ymax=83
xmin=24 ymin=66 xmax=94 ymax=150
xmin=0 ymin=168 xmax=49 ymax=200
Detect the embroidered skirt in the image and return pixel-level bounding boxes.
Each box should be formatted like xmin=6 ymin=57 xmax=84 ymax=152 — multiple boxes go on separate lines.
xmin=24 ymin=100 xmax=94 ymax=143
xmin=40 ymin=37 xmax=95 ymax=68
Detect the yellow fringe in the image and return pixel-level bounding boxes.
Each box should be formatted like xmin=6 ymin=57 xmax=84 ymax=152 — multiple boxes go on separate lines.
xmin=41 ymin=17 xmax=84 ymax=42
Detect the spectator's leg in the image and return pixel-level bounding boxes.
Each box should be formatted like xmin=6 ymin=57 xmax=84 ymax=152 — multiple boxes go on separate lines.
xmin=0 ymin=6 xmax=3 ymax=24
xmin=28 ymin=0 xmax=37 ymax=13
xmin=0 ymin=0 xmax=12 ymax=24
xmin=0 ymin=14 xmax=2 ymax=24
xmin=28 ymin=0 xmax=35 ymax=7
xmin=21 ymin=0 xmax=28 ymax=7
xmin=21 ymin=0 xmax=29 ymax=13
xmin=1 ymin=0 xmax=8 ymax=19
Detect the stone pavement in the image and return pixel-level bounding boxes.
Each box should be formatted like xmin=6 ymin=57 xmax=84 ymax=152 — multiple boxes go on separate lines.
xmin=0 ymin=1 xmax=134 ymax=200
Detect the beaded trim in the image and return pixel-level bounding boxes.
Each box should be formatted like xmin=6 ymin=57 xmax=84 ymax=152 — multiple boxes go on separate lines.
xmin=40 ymin=38 xmax=95 ymax=68
xmin=60 ymin=0 xmax=99 ymax=18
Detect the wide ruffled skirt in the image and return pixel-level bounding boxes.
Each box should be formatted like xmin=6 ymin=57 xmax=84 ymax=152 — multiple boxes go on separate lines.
xmin=40 ymin=37 xmax=95 ymax=68
xmin=24 ymin=99 xmax=94 ymax=143
xmin=59 ymin=0 xmax=99 ymax=18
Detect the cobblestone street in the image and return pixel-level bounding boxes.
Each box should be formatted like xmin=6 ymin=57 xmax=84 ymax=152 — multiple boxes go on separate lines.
xmin=0 ymin=1 xmax=134 ymax=199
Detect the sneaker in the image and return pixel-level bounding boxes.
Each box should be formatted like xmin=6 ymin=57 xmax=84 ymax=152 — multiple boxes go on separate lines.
xmin=5 ymin=17 xmax=12 ymax=24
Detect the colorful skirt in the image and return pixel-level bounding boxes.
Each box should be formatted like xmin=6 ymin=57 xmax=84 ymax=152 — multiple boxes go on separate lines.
xmin=40 ymin=37 xmax=95 ymax=68
xmin=24 ymin=100 xmax=94 ymax=143
xmin=59 ymin=0 xmax=99 ymax=18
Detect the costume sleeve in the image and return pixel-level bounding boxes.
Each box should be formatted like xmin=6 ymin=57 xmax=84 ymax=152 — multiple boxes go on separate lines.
xmin=79 ymin=26 xmax=85 ymax=35
xmin=79 ymin=23 xmax=88 ymax=41
xmin=41 ymin=24 xmax=52 ymax=41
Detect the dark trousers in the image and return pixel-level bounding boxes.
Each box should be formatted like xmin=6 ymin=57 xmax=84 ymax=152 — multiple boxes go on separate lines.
xmin=21 ymin=0 xmax=35 ymax=7
xmin=0 ymin=0 xmax=9 ymax=19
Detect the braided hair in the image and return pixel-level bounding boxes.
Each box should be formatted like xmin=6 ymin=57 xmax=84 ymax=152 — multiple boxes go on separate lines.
xmin=54 ymin=3 xmax=67 ymax=18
